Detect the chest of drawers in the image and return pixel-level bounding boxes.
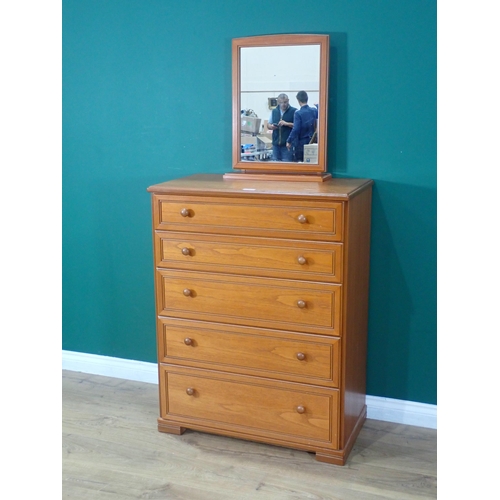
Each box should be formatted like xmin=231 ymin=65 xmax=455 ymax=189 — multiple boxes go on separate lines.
xmin=147 ymin=174 xmax=373 ymax=465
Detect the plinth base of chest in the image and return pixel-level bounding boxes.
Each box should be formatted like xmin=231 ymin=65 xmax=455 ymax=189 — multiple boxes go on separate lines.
xmin=157 ymin=405 xmax=366 ymax=467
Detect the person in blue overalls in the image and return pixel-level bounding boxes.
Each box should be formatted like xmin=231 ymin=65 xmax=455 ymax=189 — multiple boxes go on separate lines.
xmin=286 ymin=91 xmax=318 ymax=162
xmin=267 ymin=94 xmax=297 ymax=161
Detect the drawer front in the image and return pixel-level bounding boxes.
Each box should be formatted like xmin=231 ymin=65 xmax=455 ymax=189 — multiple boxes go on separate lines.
xmin=155 ymin=232 xmax=343 ymax=283
xmin=157 ymin=270 xmax=341 ymax=336
xmin=153 ymin=195 xmax=343 ymax=242
xmin=160 ymin=365 xmax=339 ymax=447
xmin=158 ymin=319 xmax=340 ymax=387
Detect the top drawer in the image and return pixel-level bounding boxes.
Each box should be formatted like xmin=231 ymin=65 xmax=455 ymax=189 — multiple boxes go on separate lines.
xmin=152 ymin=195 xmax=344 ymax=242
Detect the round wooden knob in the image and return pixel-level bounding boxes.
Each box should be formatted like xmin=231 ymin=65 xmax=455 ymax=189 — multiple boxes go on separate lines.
xmin=183 ymin=288 xmax=192 ymax=297
xmin=184 ymin=338 xmax=193 ymax=346
xmin=296 ymin=405 xmax=305 ymax=414
xmin=297 ymin=300 xmax=306 ymax=308
xmin=296 ymin=352 xmax=306 ymax=361
xmin=297 ymin=256 xmax=307 ymax=265
xmin=181 ymin=247 xmax=191 ymax=256
xmin=180 ymin=208 xmax=190 ymax=217
xmin=186 ymin=388 xmax=195 ymax=396
xmin=297 ymin=214 xmax=308 ymax=224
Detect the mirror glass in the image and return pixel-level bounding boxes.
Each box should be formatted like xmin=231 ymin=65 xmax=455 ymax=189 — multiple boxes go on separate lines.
xmin=232 ymin=35 xmax=329 ymax=175
xmin=240 ymin=45 xmax=320 ymax=164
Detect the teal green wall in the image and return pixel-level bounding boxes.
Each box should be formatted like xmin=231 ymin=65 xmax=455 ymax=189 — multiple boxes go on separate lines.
xmin=63 ymin=0 xmax=436 ymax=404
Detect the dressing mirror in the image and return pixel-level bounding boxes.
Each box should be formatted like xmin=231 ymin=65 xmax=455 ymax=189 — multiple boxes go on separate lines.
xmin=226 ymin=34 xmax=330 ymax=181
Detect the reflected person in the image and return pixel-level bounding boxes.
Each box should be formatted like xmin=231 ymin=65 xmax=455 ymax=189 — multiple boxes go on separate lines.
xmin=267 ymin=94 xmax=296 ymax=161
xmin=286 ymin=91 xmax=318 ymax=162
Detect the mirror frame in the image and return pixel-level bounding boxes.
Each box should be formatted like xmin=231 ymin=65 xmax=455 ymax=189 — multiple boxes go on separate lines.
xmin=231 ymin=34 xmax=329 ymax=176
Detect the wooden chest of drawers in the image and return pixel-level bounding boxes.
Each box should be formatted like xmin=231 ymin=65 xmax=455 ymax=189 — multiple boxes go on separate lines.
xmin=147 ymin=174 xmax=373 ymax=465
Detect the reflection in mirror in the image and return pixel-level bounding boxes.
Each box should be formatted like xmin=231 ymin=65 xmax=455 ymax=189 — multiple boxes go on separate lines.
xmin=240 ymin=45 xmax=321 ymax=165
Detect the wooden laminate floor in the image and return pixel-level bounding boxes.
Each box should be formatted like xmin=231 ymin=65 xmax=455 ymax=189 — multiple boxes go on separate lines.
xmin=62 ymin=370 xmax=436 ymax=499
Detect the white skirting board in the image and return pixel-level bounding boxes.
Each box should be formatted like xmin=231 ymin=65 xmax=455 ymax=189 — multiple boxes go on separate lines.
xmin=62 ymin=350 xmax=436 ymax=430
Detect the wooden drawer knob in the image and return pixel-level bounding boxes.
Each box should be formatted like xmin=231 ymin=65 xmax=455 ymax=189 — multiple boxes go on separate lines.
xmin=183 ymin=288 xmax=192 ymax=297
xmin=296 ymin=405 xmax=305 ymax=414
xmin=181 ymin=247 xmax=191 ymax=256
xmin=297 ymin=256 xmax=307 ymax=265
xmin=184 ymin=338 xmax=193 ymax=346
xmin=180 ymin=208 xmax=190 ymax=217
xmin=296 ymin=352 xmax=306 ymax=361
xmin=186 ymin=388 xmax=195 ymax=396
xmin=297 ymin=214 xmax=308 ymax=224
xmin=297 ymin=300 xmax=306 ymax=309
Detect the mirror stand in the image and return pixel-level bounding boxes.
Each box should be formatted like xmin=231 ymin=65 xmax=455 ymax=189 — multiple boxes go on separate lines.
xmin=223 ymin=171 xmax=332 ymax=182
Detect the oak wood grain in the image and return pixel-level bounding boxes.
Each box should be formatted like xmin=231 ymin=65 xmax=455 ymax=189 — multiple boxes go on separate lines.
xmin=155 ymin=231 xmax=343 ymax=282
xmin=158 ymin=318 xmax=340 ymax=386
xmin=157 ymin=270 xmax=341 ymax=335
xmin=223 ymin=172 xmax=333 ymax=182
xmin=160 ymin=365 xmax=338 ymax=446
xmin=153 ymin=194 xmax=344 ymax=242
xmin=341 ymin=185 xmax=373 ymax=448
xmin=147 ymin=174 xmax=373 ymax=199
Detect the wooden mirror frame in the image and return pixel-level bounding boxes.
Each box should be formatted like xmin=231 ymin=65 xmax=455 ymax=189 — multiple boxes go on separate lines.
xmin=226 ymin=34 xmax=330 ymax=182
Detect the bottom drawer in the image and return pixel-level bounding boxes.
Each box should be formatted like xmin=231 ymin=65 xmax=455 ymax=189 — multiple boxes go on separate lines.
xmin=159 ymin=365 xmax=339 ymax=448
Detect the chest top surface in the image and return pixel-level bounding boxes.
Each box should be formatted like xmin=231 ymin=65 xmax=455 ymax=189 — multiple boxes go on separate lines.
xmin=147 ymin=174 xmax=373 ymax=201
